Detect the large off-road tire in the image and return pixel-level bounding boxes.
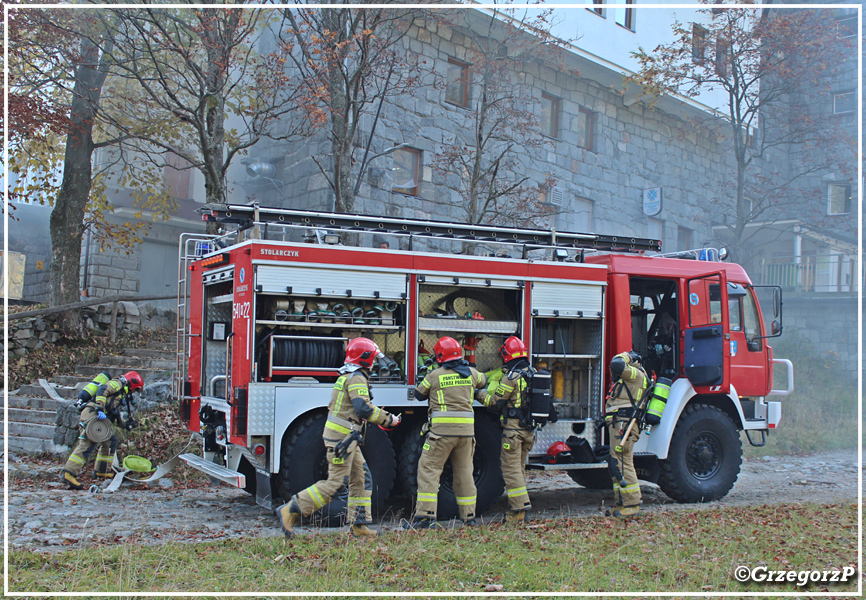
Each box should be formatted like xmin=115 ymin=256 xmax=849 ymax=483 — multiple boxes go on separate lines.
xmin=276 ymin=412 xmax=396 ymax=526
xmin=397 ymin=415 xmax=504 ymax=520
xmin=658 ymin=403 xmax=741 ymax=503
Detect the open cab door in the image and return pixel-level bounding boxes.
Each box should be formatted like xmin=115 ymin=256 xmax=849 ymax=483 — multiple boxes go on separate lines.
xmin=684 ymin=272 xmax=730 ymax=394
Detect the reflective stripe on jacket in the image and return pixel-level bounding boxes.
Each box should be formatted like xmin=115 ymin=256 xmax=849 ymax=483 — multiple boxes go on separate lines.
xmin=416 ymin=366 xmax=486 ymax=436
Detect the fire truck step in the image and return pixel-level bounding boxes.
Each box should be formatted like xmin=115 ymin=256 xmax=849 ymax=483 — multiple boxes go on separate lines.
xmin=179 ymin=453 xmax=246 ymax=488
xmin=525 ymin=462 xmax=609 ymax=471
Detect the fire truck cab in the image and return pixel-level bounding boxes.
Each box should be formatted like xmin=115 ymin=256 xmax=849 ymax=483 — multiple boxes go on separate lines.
xmin=174 ymin=204 xmax=792 ymax=520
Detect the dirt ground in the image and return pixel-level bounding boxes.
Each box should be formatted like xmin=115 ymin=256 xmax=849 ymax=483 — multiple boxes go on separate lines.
xmin=3 ymin=448 xmax=859 ymax=553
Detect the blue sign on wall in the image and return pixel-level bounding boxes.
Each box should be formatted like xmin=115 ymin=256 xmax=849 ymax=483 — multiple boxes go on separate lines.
xmin=643 ymin=187 xmax=662 ymax=216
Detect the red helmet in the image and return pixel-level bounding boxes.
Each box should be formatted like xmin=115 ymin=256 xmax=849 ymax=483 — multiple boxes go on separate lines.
xmin=546 ymin=441 xmax=572 ymax=464
xmin=122 ymin=371 xmax=144 ymax=391
xmin=433 ymin=336 xmax=462 ymax=363
xmin=345 ymin=337 xmax=379 ymax=369
xmin=499 ymin=336 xmax=528 ymax=362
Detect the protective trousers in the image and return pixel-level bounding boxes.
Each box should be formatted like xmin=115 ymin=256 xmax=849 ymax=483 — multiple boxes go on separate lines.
xmin=414 ymin=434 xmax=476 ymax=521
xmin=607 ymin=419 xmax=641 ymax=510
xmin=63 ymin=431 xmax=118 ymax=479
xmin=501 ymin=428 xmax=534 ymax=511
xmin=294 ymin=441 xmax=373 ymax=525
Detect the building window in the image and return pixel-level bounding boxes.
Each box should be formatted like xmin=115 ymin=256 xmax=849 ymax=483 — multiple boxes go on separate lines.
xmin=677 ymin=226 xmax=692 ymax=251
xmin=540 ymin=93 xmax=560 ymax=138
xmin=573 ymin=196 xmax=594 ymax=231
xmin=575 ymin=107 xmax=594 ymax=151
xmin=714 ymin=37 xmax=729 ymax=77
xmin=586 ymin=0 xmax=603 ymax=17
xmin=164 ymin=153 xmax=191 ymax=200
xmin=614 ymin=0 xmax=634 ymax=31
xmin=445 ymin=58 xmax=469 ymax=107
xmin=392 ymin=148 xmax=421 ymax=196
xmin=833 ymin=92 xmax=855 ymax=115
xmin=692 ymin=24 xmax=709 ymax=63
xmin=827 ymin=183 xmax=851 ymax=215
xmin=836 ymin=16 xmax=857 ymax=38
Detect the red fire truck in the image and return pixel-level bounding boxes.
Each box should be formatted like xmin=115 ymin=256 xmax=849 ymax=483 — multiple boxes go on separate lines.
xmin=174 ymin=204 xmax=792 ymax=520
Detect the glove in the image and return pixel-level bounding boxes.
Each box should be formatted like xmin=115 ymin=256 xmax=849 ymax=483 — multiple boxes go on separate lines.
xmin=389 ymin=413 xmax=402 ymax=428
xmin=628 ymin=351 xmax=642 ymax=364
xmin=97 ymin=411 xmax=107 ymax=421
xmin=124 ymin=420 xmax=138 ymax=431
xmin=74 ymin=399 xmax=86 ymax=410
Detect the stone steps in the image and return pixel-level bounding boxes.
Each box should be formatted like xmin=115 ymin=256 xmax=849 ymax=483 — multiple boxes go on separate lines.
xmin=9 ymin=407 xmax=56 ymax=425
xmin=97 ymin=355 xmax=175 ymax=370
xmin=3 ymin=420 xmax=56 ymax=439
xmin=146 ymin=341 xmax=174 ymax=350
xmin=16 ymin=383 xmax=79 ymax=400
xmin=50 ymin=375 xmax=92 ymax=387
xmin=122 ymin=348 xmax=175 ymax=359
xmin=75 ymin=365 xmax=172 ymax=380
xmin=7 ymin=395 xmax=67 ymax=411
xmin=0 ymin=434 xmax=67 ymax=455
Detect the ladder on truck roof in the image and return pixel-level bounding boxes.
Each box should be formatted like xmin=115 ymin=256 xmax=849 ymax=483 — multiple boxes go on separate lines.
xmin=198 ymin=203 xmax=661 ymax=253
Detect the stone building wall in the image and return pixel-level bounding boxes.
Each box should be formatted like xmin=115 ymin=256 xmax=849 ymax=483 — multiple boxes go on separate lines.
xmin=780 ymin=294 xmax=858 ymax=379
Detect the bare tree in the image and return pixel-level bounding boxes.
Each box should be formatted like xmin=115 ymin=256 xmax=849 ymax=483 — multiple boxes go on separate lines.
xmin=279 ymin=7 xmax=420 ymax=214
xmin=432 ymin=8 xmax=574 ymax=229
xmin=629 ymin=6 xmax=853 ymax=263
xmin=97 ymin=6 xmax=308 ymax=232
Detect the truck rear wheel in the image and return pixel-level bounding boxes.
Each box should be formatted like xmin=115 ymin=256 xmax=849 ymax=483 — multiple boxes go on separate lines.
xmin=276 ymin=412 xmax=396 ymax=526
xmin=397 ymin=415 xmax=504 ymax=520
xmin=658 ymin=403 xmax=741 ymax=503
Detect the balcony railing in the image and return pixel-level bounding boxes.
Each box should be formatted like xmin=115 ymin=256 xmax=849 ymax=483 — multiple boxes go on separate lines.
xmin=760 ymin=255 xmax=858 ymax=293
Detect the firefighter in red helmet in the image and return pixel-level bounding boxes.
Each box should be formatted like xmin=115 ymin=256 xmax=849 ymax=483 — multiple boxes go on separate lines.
xmin=276 ymin=337 xmax=401 ymax=537
xmin=61 ymin=371 xmax=142 ymax=489
xmin=605 ymin=351 xmax=649 ymax=517
xmin=479 ymin=336 xmax=534 ymax=523
xmin=405 ymin=336 xmax=487 ymax=529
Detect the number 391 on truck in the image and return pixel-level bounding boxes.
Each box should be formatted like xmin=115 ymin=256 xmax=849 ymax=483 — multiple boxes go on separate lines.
xmin=173 ymin=204 xmax=793 ymax=519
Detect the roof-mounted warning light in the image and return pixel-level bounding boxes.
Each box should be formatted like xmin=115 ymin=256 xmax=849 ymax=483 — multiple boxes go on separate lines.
xmin=201 ymin=253 xmax=231 ymax=269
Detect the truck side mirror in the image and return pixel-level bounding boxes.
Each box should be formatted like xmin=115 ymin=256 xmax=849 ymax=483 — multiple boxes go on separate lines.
xmin=773 ymin=288 xmax=780 ymax=319
xmin=771 ymin=320 xmax=781 ymax=336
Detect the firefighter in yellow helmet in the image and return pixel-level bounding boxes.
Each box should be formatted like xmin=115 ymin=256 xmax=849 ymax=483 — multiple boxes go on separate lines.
xmin=275 ymin=338 xmax=401 ymax=537
xmin=605 ymin=351 xmax=649 ymax=517
xmin=406 ymin=336 xmax=487 ymax=529
xmin=61 ymin=371 xmax=143 ymax=489
xmin=479 ymin=336 xmax=533 ymax=524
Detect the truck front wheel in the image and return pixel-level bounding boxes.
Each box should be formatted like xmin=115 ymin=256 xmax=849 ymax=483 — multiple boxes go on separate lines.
xmin=658 ymin=403 xmax=741 ymax=503
xmin=276 ymin=412 xmax=396 ymax=526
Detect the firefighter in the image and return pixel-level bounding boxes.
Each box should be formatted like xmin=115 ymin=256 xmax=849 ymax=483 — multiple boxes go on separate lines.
xmin=479 ymin=336 xmax=533 ymax=524
xmin=74 ymin=371 xmax=111 ymax=408
xmin=604 ymin=351 xmax=649 ymax=517
xmin=275 ymin=337 xmax=401 ymax=538
xmin=407 ymin=336 xmax=487 ymax=529
xmin=61 ymin=371 xmax=143 ymax=489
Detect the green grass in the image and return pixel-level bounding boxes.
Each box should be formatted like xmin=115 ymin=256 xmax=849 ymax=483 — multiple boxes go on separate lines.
xmin=746 ymin=337 xmax=858 ymax=457
xmin=8 ymin=503 xmax=858 ymax=595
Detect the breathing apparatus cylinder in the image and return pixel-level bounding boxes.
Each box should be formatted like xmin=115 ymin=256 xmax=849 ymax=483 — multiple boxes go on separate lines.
xmin=645 ymin=377 xmax=672 ymax=426
xmin=551 ymin=362 xmax=565 ymax=402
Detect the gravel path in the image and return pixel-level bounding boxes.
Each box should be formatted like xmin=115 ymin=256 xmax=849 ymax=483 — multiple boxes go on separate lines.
xmin=4 ymin=449 xmax=859 ymax=554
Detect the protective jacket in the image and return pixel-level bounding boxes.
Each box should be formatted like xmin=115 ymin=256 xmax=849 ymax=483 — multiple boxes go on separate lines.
xmin=481 ymin=365 xmax=530 ymax=431
xmin=605 ymin=353 xmax=649 ymax=415
xmin=415 ymin=361 xmax=486 ymax=436
xmin=323 ymin=370 xmax=393 ymax=443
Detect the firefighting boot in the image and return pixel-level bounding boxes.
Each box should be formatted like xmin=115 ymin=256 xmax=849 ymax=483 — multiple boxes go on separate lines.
xmin=398 ymin=518 xmax=440 ymax=531
xmin=504 ymin=510 xmax=527 ymax=524
xmin=93 ymin=460 xmax=113 ymax=480
xmin=351 ymin=524 xmax=378 ymax=537
xmin=275 ymin=499 xmax=301 ymax=538
xmin=463 ymin=518 xmax=478 ymax=527
xmin=61 ymin=470 xmax=85 ymax=490
xmin=606 ymin=504 xmax=640 ymax=518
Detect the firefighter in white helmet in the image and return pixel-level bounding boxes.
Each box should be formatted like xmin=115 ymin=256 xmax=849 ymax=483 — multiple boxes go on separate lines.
xmin=62 ymin=371 xmax=143 ymax=489
xmin=275 ymin=337 xmax=401 ymax=537
xmin=480 ymin=336 xmax=533 ymax=524
xmin=406 ymin=336 xmax=487 ymax=529
xmin=605 ymin=351 xmax=649 ymax=517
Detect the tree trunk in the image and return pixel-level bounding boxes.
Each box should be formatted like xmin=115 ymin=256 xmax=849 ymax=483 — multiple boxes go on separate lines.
xmin=49 ymin=36 xmax=106 ymax=334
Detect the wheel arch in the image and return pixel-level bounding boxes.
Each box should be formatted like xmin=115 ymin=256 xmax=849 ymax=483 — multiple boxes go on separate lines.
xmin=273 ymin=406 xmax=328 ymax=475
xmin=642 ymin=380 xmax=745 ymax=459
